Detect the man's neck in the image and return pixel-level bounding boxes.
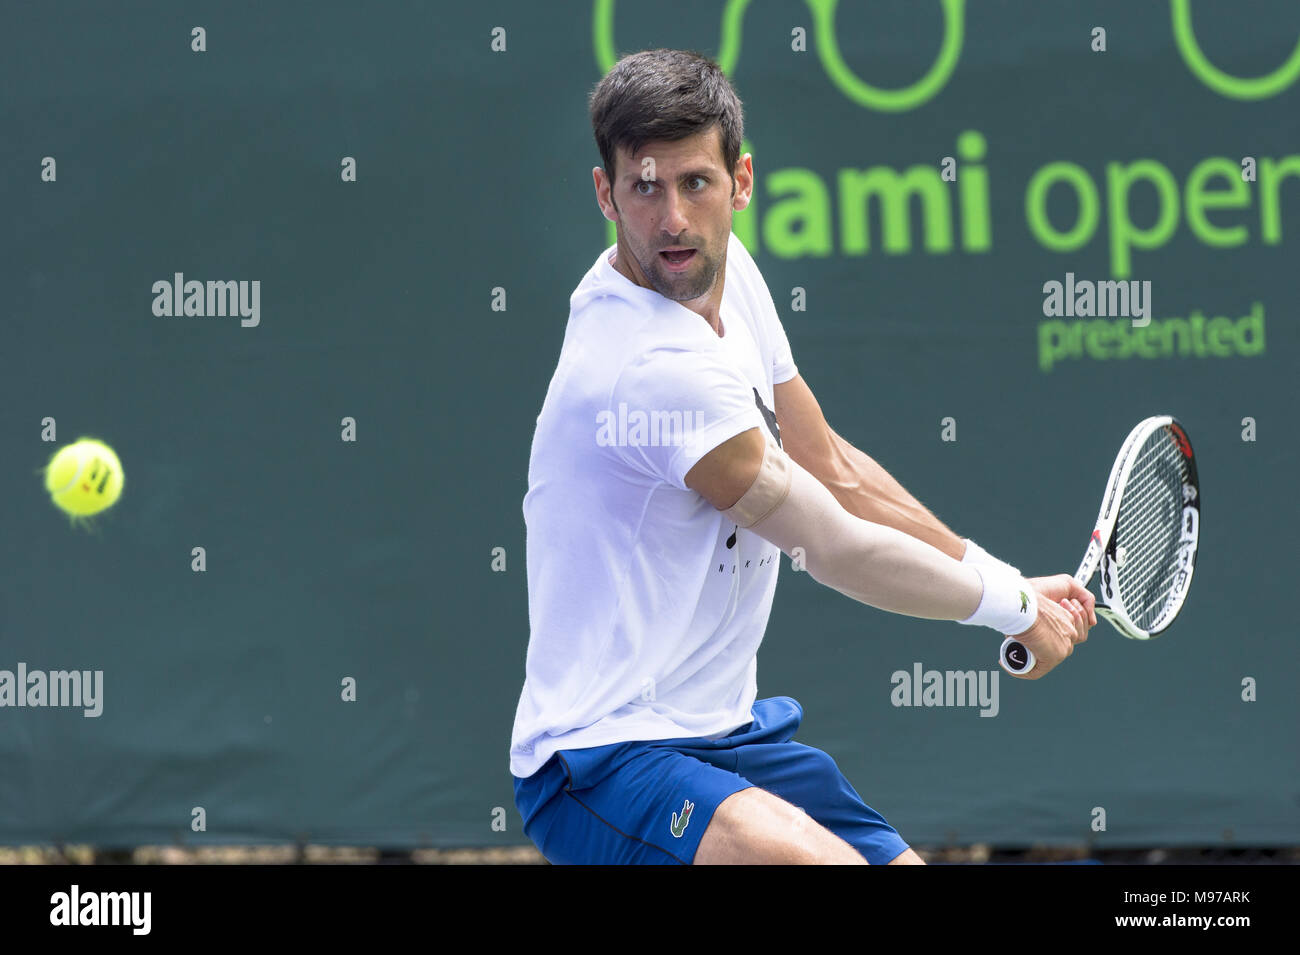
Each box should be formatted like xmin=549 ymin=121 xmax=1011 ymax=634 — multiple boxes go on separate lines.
xmin=610 ymin=248 xmax=727 ymax=336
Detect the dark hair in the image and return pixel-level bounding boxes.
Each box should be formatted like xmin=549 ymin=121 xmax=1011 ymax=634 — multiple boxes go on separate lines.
xmin=589 ymin=49 xmax=744 ymax=186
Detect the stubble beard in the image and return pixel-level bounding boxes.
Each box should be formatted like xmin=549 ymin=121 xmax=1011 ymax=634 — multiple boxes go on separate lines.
xmin=633 ymin=234 xmax=719 ymax=303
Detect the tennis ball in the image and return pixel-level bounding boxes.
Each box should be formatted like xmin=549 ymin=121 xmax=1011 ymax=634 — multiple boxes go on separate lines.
xmin=44 ymin=438 xmax=124 ymax=518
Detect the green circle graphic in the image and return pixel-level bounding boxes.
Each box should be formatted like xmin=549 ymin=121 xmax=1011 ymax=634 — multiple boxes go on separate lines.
xmin=807 ymin=0 xmax=964 ymax=112
xmin=593 ymin=0 xmax=750 ymax=75
xmin=1171 ymin=0 xmax=1300 ymax=100
xmin=593 ymin=0 xmax=962 ymax=113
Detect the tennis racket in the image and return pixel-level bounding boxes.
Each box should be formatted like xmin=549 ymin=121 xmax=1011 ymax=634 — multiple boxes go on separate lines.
xmin=999 ymin=415 xmax=1200 ymax=675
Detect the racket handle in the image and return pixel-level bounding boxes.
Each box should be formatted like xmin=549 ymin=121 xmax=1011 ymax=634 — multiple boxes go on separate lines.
xmin=999 ymin=636 xmax=1036 ymax=675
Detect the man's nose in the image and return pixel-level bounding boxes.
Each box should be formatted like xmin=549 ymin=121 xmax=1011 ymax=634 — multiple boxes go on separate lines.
xmin=661 ymin=187 xmax=690 ymax=235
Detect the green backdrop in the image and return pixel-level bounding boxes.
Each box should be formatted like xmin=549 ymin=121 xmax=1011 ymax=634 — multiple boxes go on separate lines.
xmin=1 ymin=0 xmax=1295 ymax=848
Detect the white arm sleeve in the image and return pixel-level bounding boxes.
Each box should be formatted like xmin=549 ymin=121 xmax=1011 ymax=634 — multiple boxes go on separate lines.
xmin=723 ymin=436 xmax=984 ymax=622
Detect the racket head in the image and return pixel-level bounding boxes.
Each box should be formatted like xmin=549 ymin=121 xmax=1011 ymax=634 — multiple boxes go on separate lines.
xmin=1097 ymin=416 xmax=1200 ymax=639
xmin=1075 ymin=416 xmax=1153 ymax=584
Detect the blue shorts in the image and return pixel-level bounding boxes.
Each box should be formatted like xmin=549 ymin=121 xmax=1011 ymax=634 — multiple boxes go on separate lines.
xmin=513 ymin=696 xmax=909 ymax=865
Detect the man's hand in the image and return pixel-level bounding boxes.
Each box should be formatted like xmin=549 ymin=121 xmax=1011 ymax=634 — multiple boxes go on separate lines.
xmin=1027 ymin=574 xmax=1097 ymax=626
xmin=1005 ymin=575 xmax=1094 ymax=679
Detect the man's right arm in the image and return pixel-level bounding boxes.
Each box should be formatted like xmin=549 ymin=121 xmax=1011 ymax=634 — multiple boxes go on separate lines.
xmin=687 ymin=427 xmax=984 ymax=621
xmin=684 ymin=428 xmax=1089 ymax=676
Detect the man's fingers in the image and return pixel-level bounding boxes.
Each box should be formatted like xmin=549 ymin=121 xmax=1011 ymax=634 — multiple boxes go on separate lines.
xmin=1064 ymin=598 xmax=1087 ymax=642
xmin=1074 ymin=584 xmax=1097 ymax=625
xmin=1014 ymin=595 xmax=1089 ymax=680
xmin=1066 ymin=579 xmax=1097 ymax=625
xmin=1027 ymin=575 xmax=1098 ymax=625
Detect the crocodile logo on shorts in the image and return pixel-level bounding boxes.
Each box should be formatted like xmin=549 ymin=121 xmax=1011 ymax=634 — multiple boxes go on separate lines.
xmin=670 ymin=798 xmax=695 ymax=838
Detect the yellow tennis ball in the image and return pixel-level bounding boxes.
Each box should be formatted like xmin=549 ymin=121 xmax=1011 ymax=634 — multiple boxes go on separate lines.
xmin=45 ymin=438 xmax=125 ymax=517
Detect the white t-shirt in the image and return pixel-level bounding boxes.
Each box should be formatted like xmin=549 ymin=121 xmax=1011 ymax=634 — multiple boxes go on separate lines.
xmin=509 ymin=231 xmax=799 ymax=779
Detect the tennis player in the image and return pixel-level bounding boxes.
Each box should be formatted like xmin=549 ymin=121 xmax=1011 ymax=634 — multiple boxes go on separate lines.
xmin=510 ymin=49 xmax=1095 ymax=865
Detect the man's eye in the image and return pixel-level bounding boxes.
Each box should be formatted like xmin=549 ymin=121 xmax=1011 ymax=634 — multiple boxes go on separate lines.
xmin=635 ymin=180 xmax=656 ymax=196
xmin=688 ymin=176 xmax=707 ymax=190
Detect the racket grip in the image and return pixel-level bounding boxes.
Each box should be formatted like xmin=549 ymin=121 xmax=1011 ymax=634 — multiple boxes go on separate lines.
xmin=999 ymin=636 xmax=1036 ymax=675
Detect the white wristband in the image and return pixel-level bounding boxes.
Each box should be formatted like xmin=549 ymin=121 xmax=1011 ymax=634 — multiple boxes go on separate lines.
xmin=958 ymin=563 xmax=1038 ymax=635
xmin=961 ymin=538 xmax=1022 ymax=577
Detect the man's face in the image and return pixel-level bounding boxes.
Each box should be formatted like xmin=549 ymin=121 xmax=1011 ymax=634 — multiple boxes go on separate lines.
xmin=598 ymin=127 xmax=750 ymax=303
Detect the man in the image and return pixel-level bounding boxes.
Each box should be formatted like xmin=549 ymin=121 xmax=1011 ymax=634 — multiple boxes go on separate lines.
xmin=510 ymin=49 xmax=1095 ymax=865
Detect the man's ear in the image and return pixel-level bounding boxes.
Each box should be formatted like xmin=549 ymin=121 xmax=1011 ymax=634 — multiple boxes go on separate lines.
xmin=731 ymin=154 xmax=754 ymax=212
xmin=594 ymin=165 xmax=618 ymax=221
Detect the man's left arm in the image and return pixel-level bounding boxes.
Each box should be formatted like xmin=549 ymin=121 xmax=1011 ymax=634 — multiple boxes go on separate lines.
xmin=773 ymin=374 xmax=965 ymax=559
xmin=774 ymin=373 xmax=1096 ymax=624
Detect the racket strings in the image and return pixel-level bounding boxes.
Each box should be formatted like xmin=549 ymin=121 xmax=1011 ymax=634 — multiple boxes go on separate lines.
xmin=1117 ymin=439 xmax=1186 ymax=624
xmin=1113 ymin=428 xmax=1189 ymax=629
xmin=1118 ymin=451 xmax=1182 ymax=602
xmin=1115 ymin=453 xmax=1176 ymax=565
xmin=1120 ymin=459 xmax=1180 ymax=576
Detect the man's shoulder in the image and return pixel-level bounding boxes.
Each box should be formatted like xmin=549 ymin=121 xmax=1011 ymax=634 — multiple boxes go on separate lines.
xmin=569 ymin=291 xmax=717 ymax=365
xmin=724 ymin=232 xmax=788 ymax=345
xmin=722 ymin=233 xmax=777 ymax=318
xmin=725 ymin=231 xmax=763 ymax=279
